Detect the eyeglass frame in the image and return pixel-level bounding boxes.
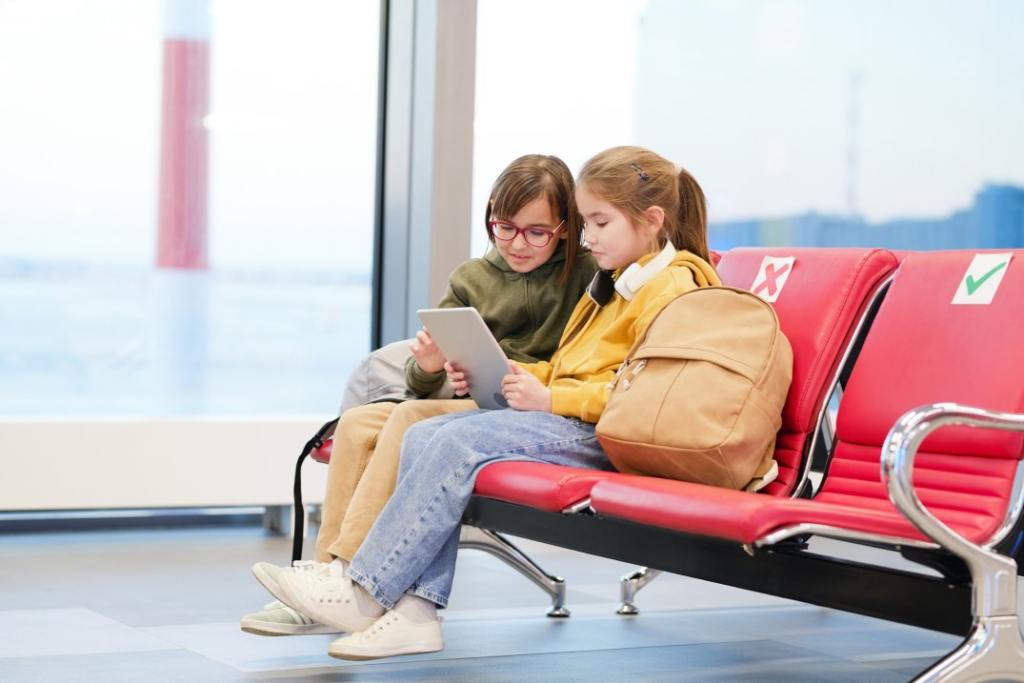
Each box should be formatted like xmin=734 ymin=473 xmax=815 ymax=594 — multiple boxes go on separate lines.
xmin=487 ymin=219 xmax=565 ymax=248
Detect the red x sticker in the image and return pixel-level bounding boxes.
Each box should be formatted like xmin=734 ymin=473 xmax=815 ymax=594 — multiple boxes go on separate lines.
xmin=751 ymin=256 xmax=795 ymax=302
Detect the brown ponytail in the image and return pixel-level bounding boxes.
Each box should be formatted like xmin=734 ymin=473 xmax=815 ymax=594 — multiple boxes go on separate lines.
xmin=675 ymin=166 xmax=710 ymax=263
xmin=577 ymin=146 xmax=710 ymax=264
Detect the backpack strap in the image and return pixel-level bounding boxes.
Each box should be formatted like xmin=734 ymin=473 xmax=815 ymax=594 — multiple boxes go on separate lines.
xmin=291 ymin=417 xmax=340 ymax=563
xmin=744 ymin=456 xmax=779 ymax=492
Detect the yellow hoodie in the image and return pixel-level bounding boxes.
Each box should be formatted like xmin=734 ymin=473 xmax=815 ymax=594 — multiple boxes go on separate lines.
xmin=520 ymin=250 xmax=720 ymax=423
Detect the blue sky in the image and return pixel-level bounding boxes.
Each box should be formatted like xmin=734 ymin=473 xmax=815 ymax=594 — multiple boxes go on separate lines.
xmin=471 ymin=0 xmax=1024 ymax=252
xmin=1 ymin=0 xmax=1021 ymax=268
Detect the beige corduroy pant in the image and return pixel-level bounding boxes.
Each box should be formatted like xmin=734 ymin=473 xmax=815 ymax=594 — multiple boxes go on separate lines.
xmin=314 ymin=399 xmax=476 ymax=563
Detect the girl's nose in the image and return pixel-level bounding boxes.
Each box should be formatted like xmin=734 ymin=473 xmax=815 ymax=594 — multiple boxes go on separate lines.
xmin=512 ymin=232 xmax=529 ymax=249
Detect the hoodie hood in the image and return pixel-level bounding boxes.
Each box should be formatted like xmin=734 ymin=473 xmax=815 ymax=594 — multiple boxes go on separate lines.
xmin=613 ymin=249 xmax=721 ymax=291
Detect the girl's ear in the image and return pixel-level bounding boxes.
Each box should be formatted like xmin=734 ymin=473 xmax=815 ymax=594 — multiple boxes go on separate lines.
xmin=643 ymin=205 xmax=665 ymax=239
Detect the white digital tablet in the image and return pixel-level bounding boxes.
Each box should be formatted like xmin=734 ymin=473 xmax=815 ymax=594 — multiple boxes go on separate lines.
xmin=416 ymin=307 xmax=510 ymax=410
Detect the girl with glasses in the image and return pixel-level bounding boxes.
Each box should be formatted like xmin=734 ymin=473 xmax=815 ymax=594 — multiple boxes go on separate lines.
xmin=269 ymin=146 xmax=721 ymax=659
xmin=243 ymin=154 xmax=597 ymax=637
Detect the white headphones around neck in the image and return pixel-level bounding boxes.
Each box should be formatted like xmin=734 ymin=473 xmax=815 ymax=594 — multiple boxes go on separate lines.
xmin=614 ymin=242 xmax=677 ymax=301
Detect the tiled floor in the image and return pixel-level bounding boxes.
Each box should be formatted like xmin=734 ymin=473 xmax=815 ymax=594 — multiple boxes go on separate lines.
xmin=0 ymin=525 xmax=1004 ymax=682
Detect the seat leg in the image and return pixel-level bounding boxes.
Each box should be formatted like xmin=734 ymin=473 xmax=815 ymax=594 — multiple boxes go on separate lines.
xmin=911 ymin=545 xmax=1024 ymax=682
xmin=458 ymin=525 xmax=570 ymax=617
xmin=912 ymin=615 xmax=1024 ymax=682
xmin=263 ymin=505 xmax=289 ymax=536
xmin=617 ymin=566 xmax=662 ymax=615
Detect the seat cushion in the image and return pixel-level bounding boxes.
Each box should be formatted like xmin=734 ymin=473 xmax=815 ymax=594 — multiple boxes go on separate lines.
xmin=474 ymin=462 xmax=620 ymax=513
xmin=589 ymin=473 xmax=1004 ymax=546
xmin=316 ymin=444 xmax=614 ymax=513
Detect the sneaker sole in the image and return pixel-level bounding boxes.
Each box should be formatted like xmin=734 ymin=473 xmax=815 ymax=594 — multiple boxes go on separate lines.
xmin=328 ymin=640 xmax=444 ymax=661
xmin=240 ymin=619 xmax=340 ymax=637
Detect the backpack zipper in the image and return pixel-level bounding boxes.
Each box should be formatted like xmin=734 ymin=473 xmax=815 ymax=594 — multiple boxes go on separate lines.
xmin=609 ymin=358 xmax=647 ymax=391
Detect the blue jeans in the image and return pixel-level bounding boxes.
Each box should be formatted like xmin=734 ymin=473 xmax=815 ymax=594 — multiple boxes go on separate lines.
xmin=346 ymin=408 xmax=611 ymax=609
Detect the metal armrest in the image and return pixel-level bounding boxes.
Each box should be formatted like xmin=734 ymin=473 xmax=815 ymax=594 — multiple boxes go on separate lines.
xmin=882 ymin=402 xmax=1024 ymax=681
xmin=881 ymin=402 xmax=1024 ymax=618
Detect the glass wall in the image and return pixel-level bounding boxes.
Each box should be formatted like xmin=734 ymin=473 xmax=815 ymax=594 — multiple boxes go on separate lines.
xmin=473 ymin=0 xmax=1024 ymax=256
xmin=0 ymin=0 xmax=380 ymax=416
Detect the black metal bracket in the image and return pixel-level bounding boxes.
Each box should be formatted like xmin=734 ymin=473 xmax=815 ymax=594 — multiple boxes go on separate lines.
xmin=463 ymin=495 xmax=973 ymax=636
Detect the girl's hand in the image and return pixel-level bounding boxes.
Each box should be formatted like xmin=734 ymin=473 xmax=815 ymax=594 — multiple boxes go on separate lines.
xmin=501 ymin=362 xmax=552 ymax=412
xmin=445 ymin=361 xmax=470 ymax=397
xmin=410 ymin=329 xmax=446 ymax=374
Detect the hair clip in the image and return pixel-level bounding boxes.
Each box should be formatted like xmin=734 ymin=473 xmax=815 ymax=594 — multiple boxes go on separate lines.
xmin=630 ymin=163 xmax=650 ymax=182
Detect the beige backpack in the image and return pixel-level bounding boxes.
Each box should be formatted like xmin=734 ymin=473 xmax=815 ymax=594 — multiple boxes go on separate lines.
xmin=596 ymin=287 xmax=793 ymax=491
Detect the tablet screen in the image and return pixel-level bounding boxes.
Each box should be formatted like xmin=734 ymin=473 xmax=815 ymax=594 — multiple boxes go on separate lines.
xmin=416 ymin=307 xmax=510 ymax=410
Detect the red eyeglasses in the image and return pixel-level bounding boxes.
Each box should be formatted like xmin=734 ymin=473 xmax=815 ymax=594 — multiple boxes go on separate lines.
xmin=487 ymin=219 xmax=565 ymax=248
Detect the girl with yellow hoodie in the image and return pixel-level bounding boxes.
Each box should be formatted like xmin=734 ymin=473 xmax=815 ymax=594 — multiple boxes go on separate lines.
xmin=268 ymin=146 xmax=721 ymax=660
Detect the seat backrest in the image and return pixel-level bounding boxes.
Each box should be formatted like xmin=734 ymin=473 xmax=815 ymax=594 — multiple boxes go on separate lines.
xmin=823 ymin=250 xmax=1024 ymax=544
xmin=717 ymin=247 xmax=899 ymax=496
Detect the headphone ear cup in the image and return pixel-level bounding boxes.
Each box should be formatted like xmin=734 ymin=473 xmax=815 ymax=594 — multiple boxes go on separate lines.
xmin=614 ymin=263 xmax=641 ymax=301
xmin=614 ymin=243 xmax=677 ymax=302
xmin=587 ymin=270 xmax=615 ymax=306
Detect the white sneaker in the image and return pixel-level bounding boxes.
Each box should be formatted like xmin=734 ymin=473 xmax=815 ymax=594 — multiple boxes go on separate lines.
xmin=251 ymin=559 xmax=333 ymax=606
xmin=240 ymin=601 xmax=341 ymax=636
xmin=328 ymin=609 xmax=444 ymax=660
xmin=276 ymin=561 xmax=383 ymax=633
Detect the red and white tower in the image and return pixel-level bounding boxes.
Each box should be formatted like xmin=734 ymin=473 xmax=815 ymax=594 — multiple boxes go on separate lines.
xmin=156 ymin=0 xmax=210 ymax=269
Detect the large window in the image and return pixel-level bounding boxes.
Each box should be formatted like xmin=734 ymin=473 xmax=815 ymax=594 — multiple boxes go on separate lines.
xmin=473 ymin=0 xmax=1024 ymax=255
xmin=0 ymin=0 xmax=381 ymax=416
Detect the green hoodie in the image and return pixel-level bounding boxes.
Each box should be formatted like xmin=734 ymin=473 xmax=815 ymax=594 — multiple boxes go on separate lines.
xmin=405 ymin=244 xmax=599 ymax=397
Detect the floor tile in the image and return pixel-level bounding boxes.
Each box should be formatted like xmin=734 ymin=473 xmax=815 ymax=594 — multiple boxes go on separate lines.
xmin=145 ymin=608 xmax=767 ymax=673
xmin=0 ymin=608 xmax=178 ymax=658
xmin=0 ymin=649 xmax=246 ymax=683
xmin=0 ymin=525 xmax=1013 ymax=682
xmin=775 ymin=624 xmax=960 ymax=662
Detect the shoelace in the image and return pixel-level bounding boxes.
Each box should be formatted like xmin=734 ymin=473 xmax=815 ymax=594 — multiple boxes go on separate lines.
xmin=365 ymin=614 xmax=400 ymax=639
xmin=302 ymin=573 xmax=353 ymax=604
xmin=292 ymin=560 xmax=333 ymax=576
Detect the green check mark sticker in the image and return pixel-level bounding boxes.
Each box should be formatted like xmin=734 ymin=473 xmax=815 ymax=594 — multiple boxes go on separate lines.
xmin=964 ymin=262 xmax=1007 ymax=295
xmin=953 ymin=253 xmax=1013 ymax=305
